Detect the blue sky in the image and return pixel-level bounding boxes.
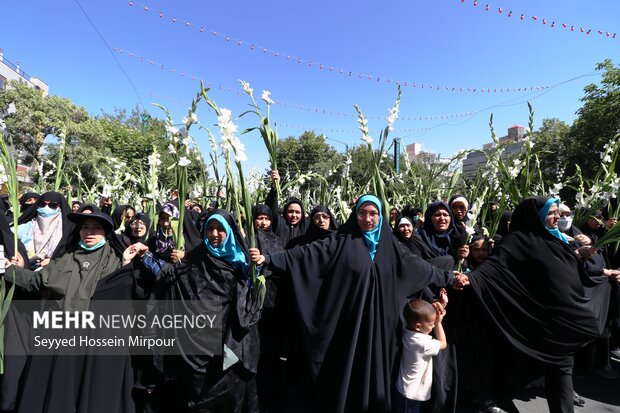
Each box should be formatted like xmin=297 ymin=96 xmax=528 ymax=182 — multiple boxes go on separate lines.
xmin=2 ymin=0 xmax=619 ymax=173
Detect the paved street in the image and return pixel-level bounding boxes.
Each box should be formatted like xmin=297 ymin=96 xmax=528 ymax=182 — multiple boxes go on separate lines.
xmin=457 ymin=358 xmax=620 ymax=412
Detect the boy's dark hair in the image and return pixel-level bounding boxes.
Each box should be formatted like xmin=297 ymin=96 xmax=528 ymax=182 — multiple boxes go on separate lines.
xmin=403 ymin=299 xmax=435 ymax=326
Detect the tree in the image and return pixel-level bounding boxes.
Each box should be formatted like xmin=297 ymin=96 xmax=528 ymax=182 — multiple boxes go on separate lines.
xmin=566 ymin=59 xmax=620 ymax=179
xmin=275 ymin=131 xmax=343 ymax=187
xmin=531 ymin=118 xmax=571 ymax=183
xmin=0 ymin=80 xmax=101 ymax=168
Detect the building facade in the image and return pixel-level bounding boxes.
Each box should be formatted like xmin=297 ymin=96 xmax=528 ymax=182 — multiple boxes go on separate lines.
xmin=0 ymin=49 xmax=49 ymax=95
xmin=462 ymin=125 xmax=527 ymax=177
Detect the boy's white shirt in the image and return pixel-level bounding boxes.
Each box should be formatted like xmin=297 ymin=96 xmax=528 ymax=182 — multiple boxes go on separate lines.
xmin=396 ymin=328 xmax=441 ymax=401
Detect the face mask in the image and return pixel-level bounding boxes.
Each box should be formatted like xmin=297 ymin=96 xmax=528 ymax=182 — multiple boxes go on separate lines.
xmin=37 ymin=206 xmax=61 ymax=218
xmin=558 ymin=216 xmax=573 ymax=231
xmin=412 ymin=216 xmax=420 ymax=224
xmin=79 ymin=238 xmax=107 ymax=252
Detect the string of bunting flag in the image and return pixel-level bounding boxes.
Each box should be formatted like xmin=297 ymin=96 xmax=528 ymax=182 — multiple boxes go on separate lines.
xmin=454 ymin=0 xmax=616 ymax=40
xmin=148 ymin=93 xmax=465 ymax=132
xmin=127 ymin=1 xmax=551 ymax=93
xmin=114 ymin=48 xmax=475 ymax=122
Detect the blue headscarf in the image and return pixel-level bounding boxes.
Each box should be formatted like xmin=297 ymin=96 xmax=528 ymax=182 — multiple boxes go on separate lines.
xmin=356 ymin=195 xmax=383 ymax=261
xmin=538 ymin=197 xmax=569 ymax=244
xmin=204 ymin=214 xmax=249 ymax=274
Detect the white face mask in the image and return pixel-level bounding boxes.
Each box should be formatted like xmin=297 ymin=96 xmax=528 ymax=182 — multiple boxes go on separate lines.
xmin=558 ymin=216 xmax=573 ymax=232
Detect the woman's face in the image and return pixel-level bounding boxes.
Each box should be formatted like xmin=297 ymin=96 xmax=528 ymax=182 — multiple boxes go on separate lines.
xmin=431 ymin=207 xmax=451 ymax=232
xmin=389 ymin=208 xmax=399 ymax=222
xmin=71 ymin=203 xmax=81 ymax=213
xmin=545 ymin=203 xmax=560 ymax=229
xmin=312 ymin=212 xmax=331 ymax=230
xmin=470 ymin=239 xmax=489 ymax=264
xmin=80 ymin=218 xmax=106 ymax=247
xmin=206 ymin=220 xmax=227 ymax=247
xmin=254 ymin=214 xmax=271 ymax=231
xmin=130 ymin=219 xmax=147 ymax=237
xmin=357 ymin=202 xmax=380 ymax=231
xmin=398 ymin=222 xmax=413 ymax=239
xmin=123 ymin=208 xmax=135 ymax=222
xmin=158 ymin=213 xmax=172 ymax=234
xmin=286 ymin=203 xmax=302 ymax=225
xmin=451 ymin=201 xmax=467 ymax=222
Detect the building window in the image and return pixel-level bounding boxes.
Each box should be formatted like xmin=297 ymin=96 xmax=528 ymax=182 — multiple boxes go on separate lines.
xmin=0 ymin=75 xmax=5 ymax=90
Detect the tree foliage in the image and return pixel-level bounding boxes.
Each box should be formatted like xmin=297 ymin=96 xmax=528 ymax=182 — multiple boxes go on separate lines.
xmin=566 ymin=59 xmax=620 ymax=178
xmin=275 ymin=130 xmax=343 ymax=186
xmin=0 ymin=80 xmax=102 ymax=167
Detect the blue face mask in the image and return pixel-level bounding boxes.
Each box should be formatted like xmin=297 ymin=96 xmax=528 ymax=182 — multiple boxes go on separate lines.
xmin=37 ymin=206 xmax=61 ymax=218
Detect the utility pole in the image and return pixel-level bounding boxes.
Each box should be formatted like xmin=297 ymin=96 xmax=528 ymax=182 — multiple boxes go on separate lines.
xmin=394 ymin=138 xmax=401 ymax=174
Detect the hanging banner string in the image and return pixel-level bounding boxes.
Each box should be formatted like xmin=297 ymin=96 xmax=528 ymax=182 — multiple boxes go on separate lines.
xmin=114 ymin=47 xmax=475 ymax=121
xmin=147 ymin=91 xmax=439 ymax=135
xmin=128 ymin=1 xmax=551 ymax=93
xmin=273 ymin=122 xmax=435 ymax=135
xmin=455 ymin=0 xmax=616 ymax=40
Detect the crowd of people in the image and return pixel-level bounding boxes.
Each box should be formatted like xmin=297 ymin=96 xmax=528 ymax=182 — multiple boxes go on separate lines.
xmin=0 ymin=170 xmax=618 ymax=413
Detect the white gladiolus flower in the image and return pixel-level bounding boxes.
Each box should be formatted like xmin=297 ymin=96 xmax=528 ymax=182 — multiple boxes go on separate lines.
xmin=166 ymin=124 xmax=179 ymax=135
xmin=228 ymin=136 xmax=247 ymax=162
xmin=182 ymin=136 xmax=191 ymax=147
xmin=178 ymin=157 xmax=191 ymax=167
xmin=261 ymin=90 xmax=274 ymax=105
xmin=549 ymin=182 xmax=563 ymax=195
xmin=345 ymin=157 xmax=353 ymax=165
xmin=7 ymin=103 xmax=16 ymax=115
xmin=386 ymin=107 xmax=399 ymax=132
xmin=101 ymin=184 xmax=112 ymax=198
xmin=182 ymin=113 xmax=198 ymax=127
xmin=168 ymin=144 xmax=176 ymax=154
xmin=239 ymin=80 xmax=253 ymax=96
xmin=217 ymin=108 xmax=238 ymax=137
xmin=603 ymin=155 xmax=612 ymax=163
xmin=0 ymin=119 xmax=5 ymax=130
xmin=361 ymin=135 xmax=373 ymax=145
xmin=148 ymin=152 xmax=162 ymax=167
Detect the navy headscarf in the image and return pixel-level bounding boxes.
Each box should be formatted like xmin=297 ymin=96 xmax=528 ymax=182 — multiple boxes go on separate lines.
xmin=418 ymin=201 xmax=461 ymax=257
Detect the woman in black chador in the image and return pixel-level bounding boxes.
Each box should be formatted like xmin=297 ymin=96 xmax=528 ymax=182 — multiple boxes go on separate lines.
xmin=288 ymin=205 xmax=338 ymax=248
xmin=249 ymin=195 xmax=466 ymax=413
xmin=139 ymin=208 xmax=262 ymax=413
xmin=4 ymin=205 xmax=139 ymax=413
xmin=464 ymin=196 xmax=613 ymax=413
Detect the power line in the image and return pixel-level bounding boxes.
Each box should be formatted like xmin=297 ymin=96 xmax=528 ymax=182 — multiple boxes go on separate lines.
xmin=72 ymin=0 xmax=145 ymax=109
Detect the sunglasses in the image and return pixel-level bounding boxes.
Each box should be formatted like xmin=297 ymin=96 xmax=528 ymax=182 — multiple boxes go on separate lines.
xmin=43 ymin=201 xmax=60 ymax=209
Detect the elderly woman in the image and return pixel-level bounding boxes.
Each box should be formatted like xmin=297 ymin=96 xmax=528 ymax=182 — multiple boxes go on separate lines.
xmin=463 ymin=197 xmax=615 ymax=413
xmin=288 ymin=205 xmax=338 ymax=248
xmin=249 ymin=195 xmax=466 ymax=413
xmin=120 ymin=212 xmax=153 ymax=247
xmin=415 ymin=202 xmax=469 ymax=269
xmin=4 ymin=205 xmax=139 ymax=413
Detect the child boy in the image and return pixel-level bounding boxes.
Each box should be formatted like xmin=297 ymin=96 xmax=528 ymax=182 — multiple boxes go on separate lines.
xmin=396 ymin=298 xmax=447 ymax=413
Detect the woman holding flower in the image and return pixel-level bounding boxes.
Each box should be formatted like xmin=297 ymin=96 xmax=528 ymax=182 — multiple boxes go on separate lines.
xmin=136 ymin=208 xmax=262 ymax=413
